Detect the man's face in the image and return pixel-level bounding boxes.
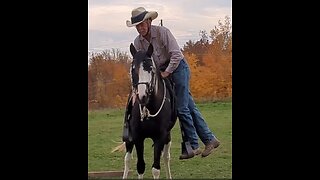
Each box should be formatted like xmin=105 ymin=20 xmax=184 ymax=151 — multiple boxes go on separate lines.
xmin=136 ymin=20 xmax=149 ymax=37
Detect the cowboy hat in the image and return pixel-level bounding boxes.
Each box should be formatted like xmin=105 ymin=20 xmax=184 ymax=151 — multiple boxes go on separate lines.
xmin=126 ymin=7 xmax=158 ymax=27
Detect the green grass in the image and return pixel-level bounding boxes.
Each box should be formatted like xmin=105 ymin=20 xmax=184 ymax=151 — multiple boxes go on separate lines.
xmin=88 ymin=101 xmax=232 ymax=179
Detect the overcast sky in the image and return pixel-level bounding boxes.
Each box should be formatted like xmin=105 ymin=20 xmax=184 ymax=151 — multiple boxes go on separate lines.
xmin=88 ymin=0 xmax=232 ymax=55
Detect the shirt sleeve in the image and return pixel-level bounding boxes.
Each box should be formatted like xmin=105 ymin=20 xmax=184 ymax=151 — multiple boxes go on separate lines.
xmin=162 ymin=27 xmax=184 ymax=73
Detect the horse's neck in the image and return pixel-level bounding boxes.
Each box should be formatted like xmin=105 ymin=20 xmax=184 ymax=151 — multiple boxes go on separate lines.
xmin=154 ymin=73 xmax=163 ymax=97
xmin=148 ymin=74 xmax=164 ymax=110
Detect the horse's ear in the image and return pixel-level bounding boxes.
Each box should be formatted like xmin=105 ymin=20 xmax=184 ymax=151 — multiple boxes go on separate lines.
xmin=146 ymin=43 xmax=153 ymax=57
xmin=130 ymin=43 xmax=137 ymax=56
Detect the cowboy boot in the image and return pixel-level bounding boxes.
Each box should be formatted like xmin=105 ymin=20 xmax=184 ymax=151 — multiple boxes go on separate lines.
xmin=178 ymin=122 xmax=194 ymax=159
xmin=179 ymin=141 xmax=194 ymax=159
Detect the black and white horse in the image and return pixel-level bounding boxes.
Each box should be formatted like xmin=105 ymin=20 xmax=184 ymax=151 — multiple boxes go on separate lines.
xmin=122 ymin=43 xmax=177 ymax=179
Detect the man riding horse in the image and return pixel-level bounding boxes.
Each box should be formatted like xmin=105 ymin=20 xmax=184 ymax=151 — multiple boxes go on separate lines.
xmin=123 ymin=7 xmax=220 ymax=160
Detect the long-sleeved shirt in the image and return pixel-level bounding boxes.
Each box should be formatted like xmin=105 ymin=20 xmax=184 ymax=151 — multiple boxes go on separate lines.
xmin=133 ymin=25 xmax=184 ymax=73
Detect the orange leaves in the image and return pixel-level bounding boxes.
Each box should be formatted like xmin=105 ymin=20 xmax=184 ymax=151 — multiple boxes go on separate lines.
xmin=184 ymin=38 xmax=232 ymax=102
xmin=88 ymin=50 xmax=131 ymax=109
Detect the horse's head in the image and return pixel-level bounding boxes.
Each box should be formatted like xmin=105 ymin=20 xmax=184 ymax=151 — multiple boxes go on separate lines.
xmin=130 ymin=43 xmax=157 ymax=106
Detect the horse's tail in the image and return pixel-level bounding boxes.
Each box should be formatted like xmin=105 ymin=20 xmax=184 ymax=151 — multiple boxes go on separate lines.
xmin=111 ymin=142 xmax=126 ymax=153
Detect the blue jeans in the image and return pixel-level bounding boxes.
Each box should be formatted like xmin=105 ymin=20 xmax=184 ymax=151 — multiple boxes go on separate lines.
xmin=172 ymin=59 xmax=216 ymax=149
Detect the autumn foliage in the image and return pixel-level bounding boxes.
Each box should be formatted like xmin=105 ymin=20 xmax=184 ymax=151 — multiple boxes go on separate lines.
xmin=88 ymin=16 xmax=232 ymax=110
xmin=88 ymin=49 xmax=131 ymax=109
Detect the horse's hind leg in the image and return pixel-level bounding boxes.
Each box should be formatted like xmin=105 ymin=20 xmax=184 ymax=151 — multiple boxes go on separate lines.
xmin=123 ymin=141 xmax=134 ymax=179
xmin=162 ymin=141 xmax=172 ymax=179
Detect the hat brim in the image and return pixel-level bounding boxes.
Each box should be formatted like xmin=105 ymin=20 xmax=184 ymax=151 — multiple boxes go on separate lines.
xmin=126 ymin=11 xmax=158 ymax=27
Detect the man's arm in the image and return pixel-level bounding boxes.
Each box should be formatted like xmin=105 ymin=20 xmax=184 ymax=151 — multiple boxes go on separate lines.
xmin=162 ymin=27 xmax=184 ymax=73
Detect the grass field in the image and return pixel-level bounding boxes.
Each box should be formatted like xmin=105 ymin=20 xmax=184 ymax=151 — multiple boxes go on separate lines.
xmin=88 ymin=101 xmax=232 ymax=179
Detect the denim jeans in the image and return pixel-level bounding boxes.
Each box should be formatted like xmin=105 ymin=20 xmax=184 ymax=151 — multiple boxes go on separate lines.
xmin=172 ymin=59 xmax=216 ymax=149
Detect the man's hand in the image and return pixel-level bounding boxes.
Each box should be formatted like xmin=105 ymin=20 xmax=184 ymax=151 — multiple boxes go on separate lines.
xmin=160 ymin=71 xmax=170 ymax=78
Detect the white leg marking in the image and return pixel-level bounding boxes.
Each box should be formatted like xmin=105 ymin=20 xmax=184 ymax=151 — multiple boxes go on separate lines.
xmin=138 ymin=173 xmax=144 ymax=179
xmin=152 ymin=167 xmax=160 ymax=179
xmin=123 ymin=152 xmax=131 ymax=179
xmin=163 ymin=141 xmax=172 ymax=179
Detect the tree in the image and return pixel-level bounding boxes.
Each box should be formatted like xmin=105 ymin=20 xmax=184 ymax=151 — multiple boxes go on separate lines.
xmin=88 ymin=49 xmax=131 ymax=109
xmin=199 ymin=30 xmax=209 ymax=45
xmin=209 ymin=15 xmax=232 ymax=50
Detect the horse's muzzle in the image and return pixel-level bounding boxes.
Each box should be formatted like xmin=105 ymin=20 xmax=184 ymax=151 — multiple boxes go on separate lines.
xmin=138 ymin=94 xmax=149 ymax=106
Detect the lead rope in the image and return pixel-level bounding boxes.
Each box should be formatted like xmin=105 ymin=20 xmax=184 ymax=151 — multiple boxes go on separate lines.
xmin=139 ymin=79 xmax=166 ymax=121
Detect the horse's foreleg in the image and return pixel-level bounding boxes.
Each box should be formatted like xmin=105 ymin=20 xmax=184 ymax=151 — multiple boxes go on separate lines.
xmin=152 ymin=140 xmax=164 ymax=179
xmin=135 ymin=140 xmax=145 ymax=179
xmin=123 ymin=142 xmax=134 ymax=179
xmin=162 ymin=141 xmax=172 ymax=179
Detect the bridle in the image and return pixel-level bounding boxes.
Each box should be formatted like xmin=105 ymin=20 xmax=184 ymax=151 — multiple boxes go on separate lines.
xmin=131 ymin=57 xmax=167 ymax=121
xmin=132 ymin=57 xmax=156 ymax=106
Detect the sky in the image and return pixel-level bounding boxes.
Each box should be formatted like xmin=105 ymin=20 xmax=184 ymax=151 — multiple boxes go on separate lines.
xmin=88 ymin=0 xmax=232 ymax=56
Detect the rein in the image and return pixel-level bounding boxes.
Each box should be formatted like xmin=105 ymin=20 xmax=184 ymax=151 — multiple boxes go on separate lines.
xmin=139 ymin=78 xmax=166 ymax=121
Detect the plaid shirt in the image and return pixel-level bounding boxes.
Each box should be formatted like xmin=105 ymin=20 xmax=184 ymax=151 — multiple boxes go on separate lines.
xmin=133 ymin=25 xmax=184 ymax=73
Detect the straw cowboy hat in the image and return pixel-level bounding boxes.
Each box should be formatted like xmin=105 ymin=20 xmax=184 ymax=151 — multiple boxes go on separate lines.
xmin=126 ymin=7 xmax=158 ymax=27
